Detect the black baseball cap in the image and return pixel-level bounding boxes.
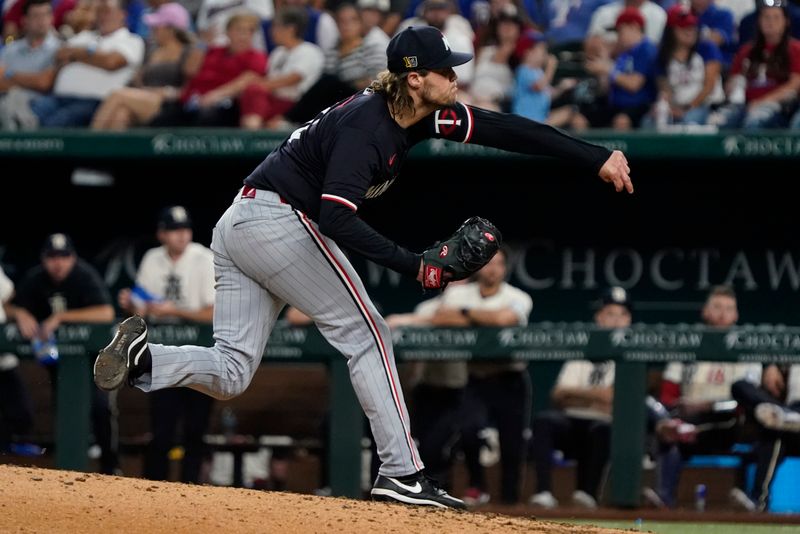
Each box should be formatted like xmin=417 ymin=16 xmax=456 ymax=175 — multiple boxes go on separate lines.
xmin=387 ymin=26 xmax=473 ymax=74
xmin=600 ymin=286 xmax=632 ymax=311
xmin=158 ymin=205 xmax=192 ymax=230
xmin=42 ymin=233 xmax=76 ymax=257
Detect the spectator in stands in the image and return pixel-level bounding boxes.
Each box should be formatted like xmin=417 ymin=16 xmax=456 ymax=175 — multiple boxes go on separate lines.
xmin=691 ymin=0 xmax=736 ymax=64
xmin=471 ymin=4 xmax=524 ymax=110
xmin=90 ymin=2 xmax=202 ymax=130
xmin=512 ymin=30 xmax=554 ymax=121
xmin=240 ymin=6 xmax=324 ymax=129
xmin=530 ymin=286 xmax=631 ymax=509
xmin=719 ymin=0 xmax=756 ymax=26
xmin=730 ymin=364 xmax=800 ymax=510
xmin=357 ymin=0 xmax=390 ymax=49
xmin=572 ymin=8 xmax=658 ymax=130
xmin=29 ymin=0 xmax=145 ymax=128
xmin=118 ymin=206 xmax=216 ymax=484
xmin=738 ymin=0 xmax=800 ymax=44
xmin=649 ymin=285 xmax=762 ymax=509
xmin=398 ymin=0 xmax=475 ymax=87
xmin=587 ymin=0 xmax=666 ymax=58
xmin=384 ymin=280 xmax=469 ymax=492
xmin=0 ymin=0 xmax=61 ymax=130
xmin=645 ymin=4 xmax=724 ymax=127
xmin=0 ymin=266 xmax=35 ymax=456
xmin=283 ymin=2 xmax=384 ymax=124
xmin=263 ymin=0 xmax=338 ymax=54
xmin=2 ymin=0 xmax=25 ymax=40
xmin=430 ymin=249 xmax=533 ymax=505
xmin=197 ymin=0 xmax=272 ymax=48
xmin=149 ymin=12 xmax=267 ymax=126
xmin=715 ymin=0 xmax=800 ymax=129
xmin=6 ymin=233 xmax=118 ymax=474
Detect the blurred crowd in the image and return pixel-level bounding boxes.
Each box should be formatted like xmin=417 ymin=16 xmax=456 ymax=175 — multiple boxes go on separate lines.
xmin=1 ymin=0 xmax=800 ymax=131
xmin=1 ymin=213 xmax=799 ymax=512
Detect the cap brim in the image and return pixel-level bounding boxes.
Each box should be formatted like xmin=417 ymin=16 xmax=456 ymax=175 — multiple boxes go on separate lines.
xmin=427 ymin=51 xmax=473 ymax=69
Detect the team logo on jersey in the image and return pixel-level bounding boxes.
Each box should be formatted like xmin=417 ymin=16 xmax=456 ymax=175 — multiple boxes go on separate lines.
xmin=434 ymin=109 xmax=461 ymax=136
xmin=439 ymin=245 xmax=448 ymax=258
xmin=403 ymin=56 xmax=418 ymax=68
xmin=388 ymin=153 xmax=397 ymax=166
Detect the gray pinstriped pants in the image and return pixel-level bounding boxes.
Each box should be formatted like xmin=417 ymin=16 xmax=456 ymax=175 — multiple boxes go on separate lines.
xmin=135 ymin=188 xmax=423 ymax=476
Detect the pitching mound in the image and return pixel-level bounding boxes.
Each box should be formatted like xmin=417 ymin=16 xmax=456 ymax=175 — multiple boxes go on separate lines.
xmin=0 ymin=465 xmax=624 ymax=533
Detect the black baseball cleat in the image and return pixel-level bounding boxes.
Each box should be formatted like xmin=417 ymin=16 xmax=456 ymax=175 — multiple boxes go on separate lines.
xmin=93 ymin=315 xmax=151 ymax=391
xmin=371 ymin=472 xmax=466 ymax=510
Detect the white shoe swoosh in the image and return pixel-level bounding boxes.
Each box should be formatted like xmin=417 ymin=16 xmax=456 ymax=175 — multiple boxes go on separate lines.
xmin=387 ymin=477 xmax=422 ymax=494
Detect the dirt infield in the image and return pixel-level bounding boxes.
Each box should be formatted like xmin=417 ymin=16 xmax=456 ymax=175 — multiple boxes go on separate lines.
xmin=0 ymin=465 xmax=629 ymax=533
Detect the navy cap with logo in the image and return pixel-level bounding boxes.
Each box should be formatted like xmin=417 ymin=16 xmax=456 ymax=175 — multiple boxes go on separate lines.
xmin=600 ymin=286 xmax=632 ymax=311
xmin=158 ymin=206 xmax=193 ymax=230
xmin=387 ymin=26 xmax=473 ymax=74
xmin=42 ymin=233 xmax=76 ymax=257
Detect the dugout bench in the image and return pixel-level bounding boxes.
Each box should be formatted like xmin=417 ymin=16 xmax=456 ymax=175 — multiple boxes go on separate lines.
xmin=3 ymin=322 xmax=800 ymax=507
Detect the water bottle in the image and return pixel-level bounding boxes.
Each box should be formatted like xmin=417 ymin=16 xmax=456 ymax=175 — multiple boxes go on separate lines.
xmin=221 ymin=407 xmax=237 ymax=441
xmin=655 ymin=99 xmax=671 ymax=130
xmin=695 ymin=483 xmax=707 ymax=512
xmin=32 ymin=335 xmax=59 ymax=366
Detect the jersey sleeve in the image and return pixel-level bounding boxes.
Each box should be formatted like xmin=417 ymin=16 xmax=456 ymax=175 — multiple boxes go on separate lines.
xmin=413 ymin=103 xmax=612 ymax=174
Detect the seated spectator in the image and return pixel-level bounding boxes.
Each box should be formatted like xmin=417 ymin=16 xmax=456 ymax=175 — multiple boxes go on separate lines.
xmin=0 ymin=0 xmax=61 ymax=130
xmin=650 ymin=286 xmax=761 ymax=509
xmin=714 ymin=0 xmax=800 ymax=129
xmin=512 ymin=31 xmax=554 ymax=121
xmin=645 ymin=4 xmax=724 ymax=127
xmin=398 ymin=0 xmax=475 ymax=87
xmin=118 ymin=206 xmax=215 ymax=484
xmin=586 ymin=0 xmax=666 ymax=58
xmin=730 ymin=363 xmax=800 ymax=511
xmin=471 ymin=4 xmax=524 ymax=110
xmin=91 ymin=2 xmax=202 ymax=130
xmin=6 ymin=234 xmax=118 ymax=474
xmin=263 ymin=0 xmax=338 ymax=54
xmin=738 ymin=0 xmax=800 ymax=44
xmin=530 ymin=287 xmax=632 ymax=510
xmin=0 ymin=265 xmax=35 ymax=456
xmin=2 ymin=0 xmax=26 ymax=40
xmin=430 ymin=249 xmax=533 ymax=505
xmin=284 ymin=2 xmax=385 ymax=124
xmin=691 ymin=0 xmax=736 ymax=65
xmin=149 ymin=12 xmax=267 ymax=127
xmin=571 ymin=8 xmax=658 ymax=130
xmin=29 ymin=0 xmax=145 ymax=128
xmin=357 ymin=0 xmax=390 ymax=49
xmin=197 ymin=0 xmax=272 ymax=48
xmin=718 ymin=0 xmax=756 ymax=26
xmin=240 ymin=6 xmax=324 ymax=129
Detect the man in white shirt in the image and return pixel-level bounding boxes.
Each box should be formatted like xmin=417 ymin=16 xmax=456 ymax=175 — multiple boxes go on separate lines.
xmin=118 ymin=206 xmax=215 ymax=483
xmin=358 ymin=0 xmax=391 ymax=50
xmin=29 ymin=0 xmax=144 ymax=127
xmin=652 ymin=285 xmax=761 ymax=509
xmin=529 ymin=287 xmax=630 ymax=510
xmin=196 ymin=0 xmax=273 ymax=48
xmin=430 ymin=248 xmax=533 ymax=505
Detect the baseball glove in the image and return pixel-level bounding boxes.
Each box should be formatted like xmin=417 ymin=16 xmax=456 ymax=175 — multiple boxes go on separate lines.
xmin=421 ymin=216 xmax=502 ymax=290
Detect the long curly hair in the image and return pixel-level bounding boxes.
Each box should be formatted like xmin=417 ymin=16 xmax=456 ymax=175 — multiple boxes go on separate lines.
xmin=368 ymin=70 xmax=426 ymax=119
xmin=745 ymin=7 xmax=792 ymax=82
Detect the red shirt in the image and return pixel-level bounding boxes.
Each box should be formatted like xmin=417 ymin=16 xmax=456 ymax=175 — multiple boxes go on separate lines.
xmin=181 ymin=46 xmax=267 ymax=103
xmin=731 ymin=38 xmax=800 ymax=102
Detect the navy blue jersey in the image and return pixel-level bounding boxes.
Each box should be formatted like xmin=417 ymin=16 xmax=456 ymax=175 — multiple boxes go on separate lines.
xmin=245 ymin=89 xmax=610 ymax=276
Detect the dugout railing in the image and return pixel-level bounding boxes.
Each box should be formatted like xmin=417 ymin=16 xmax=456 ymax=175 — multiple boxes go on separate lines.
xmin=2 ymin=322 xmax=799 ymax=507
